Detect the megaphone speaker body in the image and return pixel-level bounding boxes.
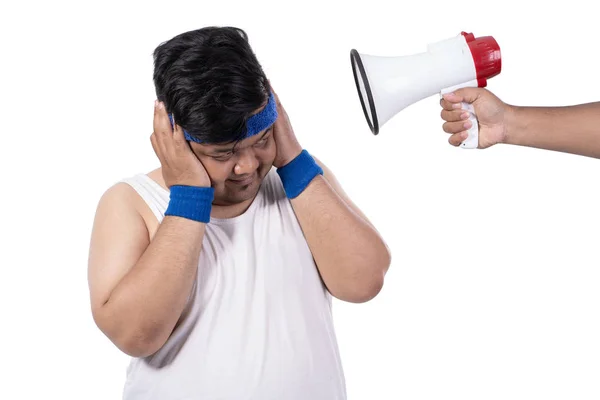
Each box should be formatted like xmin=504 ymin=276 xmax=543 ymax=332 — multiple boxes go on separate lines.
xmin=351 ymin=32 xmax=501 ymax=148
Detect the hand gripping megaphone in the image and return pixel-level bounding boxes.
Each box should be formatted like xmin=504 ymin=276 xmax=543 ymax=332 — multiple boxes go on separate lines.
xmin=350 ymin=31 xmax=501 ymax=148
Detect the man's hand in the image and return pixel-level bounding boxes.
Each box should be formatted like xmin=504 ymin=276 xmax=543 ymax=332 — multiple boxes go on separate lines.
xmin=151 ymin=101 xmax=211 ymax=188
xmin=271 ymin=89 xmax=303 ymax=168
xmin=440 ymin=87 xmax=513 ymax=149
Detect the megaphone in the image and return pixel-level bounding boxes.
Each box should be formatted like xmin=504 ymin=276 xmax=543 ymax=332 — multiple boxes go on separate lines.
xmin=350 ymin=31 xmax=501 ymax=148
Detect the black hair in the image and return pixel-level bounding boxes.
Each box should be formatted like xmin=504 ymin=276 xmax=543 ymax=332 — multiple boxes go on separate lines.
xmin=153 ymin=26 xmax=270 ymax=144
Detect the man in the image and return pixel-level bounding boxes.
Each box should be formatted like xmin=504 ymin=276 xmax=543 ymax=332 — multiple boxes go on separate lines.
xmin=87 ymin=26 xmax=391 ymax=399
xmin=440 ymin=87 xmax=600 ymax=158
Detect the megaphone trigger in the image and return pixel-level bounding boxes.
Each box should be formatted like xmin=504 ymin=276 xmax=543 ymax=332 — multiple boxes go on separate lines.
xmin=459 ymin=102 xmax=479 ymax=149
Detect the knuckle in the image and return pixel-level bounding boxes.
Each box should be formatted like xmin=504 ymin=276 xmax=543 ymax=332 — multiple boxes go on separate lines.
xmin=444 ymin=111 xmax=457 ymax=122
xmin=173 ymin=131 xmax=184 ymax=144
xmin=172 ymin=136 xmax=184 ymax=149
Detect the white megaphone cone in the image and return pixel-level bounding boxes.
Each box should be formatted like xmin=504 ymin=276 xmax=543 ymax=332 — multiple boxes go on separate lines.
xmin=350 ymin=31 xmax=501 ymax=148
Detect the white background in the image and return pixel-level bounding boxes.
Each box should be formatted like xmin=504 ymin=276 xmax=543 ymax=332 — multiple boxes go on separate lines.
xmin=2 ymin=0 xmax=599 ymax=399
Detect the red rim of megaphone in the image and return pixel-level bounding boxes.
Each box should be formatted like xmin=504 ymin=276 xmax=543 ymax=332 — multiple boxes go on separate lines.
xmin=461 ymin=32 xmax=502 ymax=87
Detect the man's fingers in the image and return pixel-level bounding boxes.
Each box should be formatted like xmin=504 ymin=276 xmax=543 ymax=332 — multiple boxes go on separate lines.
xmin=153 ymin=101 xmax=173 ymax=137
xmin=150 ymin=132 xmax=158 ymax=154
xmin=440 ymin=94 xmax=464 ymax=110
xmin=441 ymin=109 xmax=469 ymax=123
xmin=442 ymin=88 xmax=482 ymax=107
xmin=439 ymin=88 xmax=484 ymax=148
xmin=150 ymin=132 xmax=166 ymax=165
xmin=442 ymin=92 xmax=463 ymax=103
xmin=152 ymin=102 xmax=173 ymax=159
xmin=448 ymin=131 xmax=468 ymax=147
xmin=173 ymin=126 xmax=186 ymax=147
xmin=172 ymin=119 xmax=185 ymax=142
xmin=153 ymin=101 xmax=163 ymax=133
xmin=440 ymin=98 xmax=463 ymax=111
xmin=443 ymin=120 xmax=472 ymax=134
xmin=171 ymin=120 xmax=193 ymax=156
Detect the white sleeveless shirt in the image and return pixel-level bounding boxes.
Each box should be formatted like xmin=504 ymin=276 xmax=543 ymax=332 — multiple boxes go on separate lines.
xmin=119 ymin=168 xmax=346 ymax=400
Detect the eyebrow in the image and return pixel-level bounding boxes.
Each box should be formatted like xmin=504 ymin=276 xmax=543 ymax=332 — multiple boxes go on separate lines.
xmin=210 ymin=128 xmax=272 ymax=154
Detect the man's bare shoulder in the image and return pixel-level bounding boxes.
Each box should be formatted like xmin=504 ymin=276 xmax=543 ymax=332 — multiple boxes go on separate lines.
xmin=95 ymin=167 xmax=163 ymax=223
xmin=94 ymin=182 xmax=144 ymax=228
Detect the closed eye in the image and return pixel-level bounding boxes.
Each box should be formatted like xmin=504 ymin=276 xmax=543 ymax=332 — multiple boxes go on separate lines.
xmin=212 ymin=151 xmax=234 ymax=161
xmin=254 ymin=131 xmax=272 ymax=147
xmin=254 ymin=137 xmax=268 ymax=147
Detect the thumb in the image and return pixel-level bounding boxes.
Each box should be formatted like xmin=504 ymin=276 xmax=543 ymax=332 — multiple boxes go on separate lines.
xmin=442 ymin=87 xmax=483 ymax=105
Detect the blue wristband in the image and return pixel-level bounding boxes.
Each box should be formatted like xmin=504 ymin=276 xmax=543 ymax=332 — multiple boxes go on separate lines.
xmin=164 ymin=185 xmax=214 ymax=223
xmin=276 ymin=149 xmax=323 ymax=199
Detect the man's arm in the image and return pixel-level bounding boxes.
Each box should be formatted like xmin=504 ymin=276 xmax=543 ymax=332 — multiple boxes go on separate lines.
xmin=289 ymin=158 xmax=391 ymax=303
xmin=505 ymin=102 xmax=600 ymax=158
xmin=88 ymin=183 xmax=206 ymax=357
xmin=89 ymin=101 xmax=211 ymax=358
xmin=268 ymin=87 xmax=391 ymax=303
xmin=441 ymin=88 xmax=600 ymax=158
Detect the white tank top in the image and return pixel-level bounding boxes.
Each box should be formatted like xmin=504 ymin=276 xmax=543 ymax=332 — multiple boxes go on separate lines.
xmin=119 ymin=168 xmax=346 ymax=400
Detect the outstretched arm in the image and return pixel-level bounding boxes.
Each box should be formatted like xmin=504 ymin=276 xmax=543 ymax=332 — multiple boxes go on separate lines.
xmin=505 ymin=102 xmax=600 ymax=158
xmin=441 ymin=88 xmax=600 ymax=158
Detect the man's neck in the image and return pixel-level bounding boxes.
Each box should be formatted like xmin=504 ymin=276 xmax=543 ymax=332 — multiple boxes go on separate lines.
xmin=210 ymin=197 xmax=255 ymax=219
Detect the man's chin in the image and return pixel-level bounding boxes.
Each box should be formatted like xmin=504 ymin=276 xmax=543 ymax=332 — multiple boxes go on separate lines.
xmin=217 ymin=176 xmax=262 ymax=205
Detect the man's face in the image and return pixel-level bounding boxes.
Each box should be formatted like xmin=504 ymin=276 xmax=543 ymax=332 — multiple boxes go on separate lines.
xmin=189 ymin=125 xmax=276 ymax=206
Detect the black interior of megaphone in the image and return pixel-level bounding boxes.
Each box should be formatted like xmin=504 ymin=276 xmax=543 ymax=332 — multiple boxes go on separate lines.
xmin=350 ymin=49 xmax=379 ymax=135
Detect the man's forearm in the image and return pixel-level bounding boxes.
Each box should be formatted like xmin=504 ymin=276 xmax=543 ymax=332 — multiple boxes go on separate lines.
xmin=505 ymin=102 xmax=600 ymax=158
xmin=98 ymin=217 xmax=205 ymax=357
xmin=290 ymin=175 xmax=391 ymax=303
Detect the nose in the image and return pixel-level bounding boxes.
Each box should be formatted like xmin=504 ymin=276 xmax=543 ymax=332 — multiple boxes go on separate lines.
xmin=234 ymin=147 xmax=259 ymax=175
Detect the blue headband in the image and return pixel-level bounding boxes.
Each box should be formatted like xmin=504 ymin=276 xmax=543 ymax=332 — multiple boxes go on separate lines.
xmin=168 ymin=92 xmax=278 ymax=143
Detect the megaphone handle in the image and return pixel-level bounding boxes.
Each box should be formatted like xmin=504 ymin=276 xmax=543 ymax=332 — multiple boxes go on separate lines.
xmin=440 ymin=81 xmax=479 ymax=149
xmin=460 ymin=102 xmax=479 ymax=149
